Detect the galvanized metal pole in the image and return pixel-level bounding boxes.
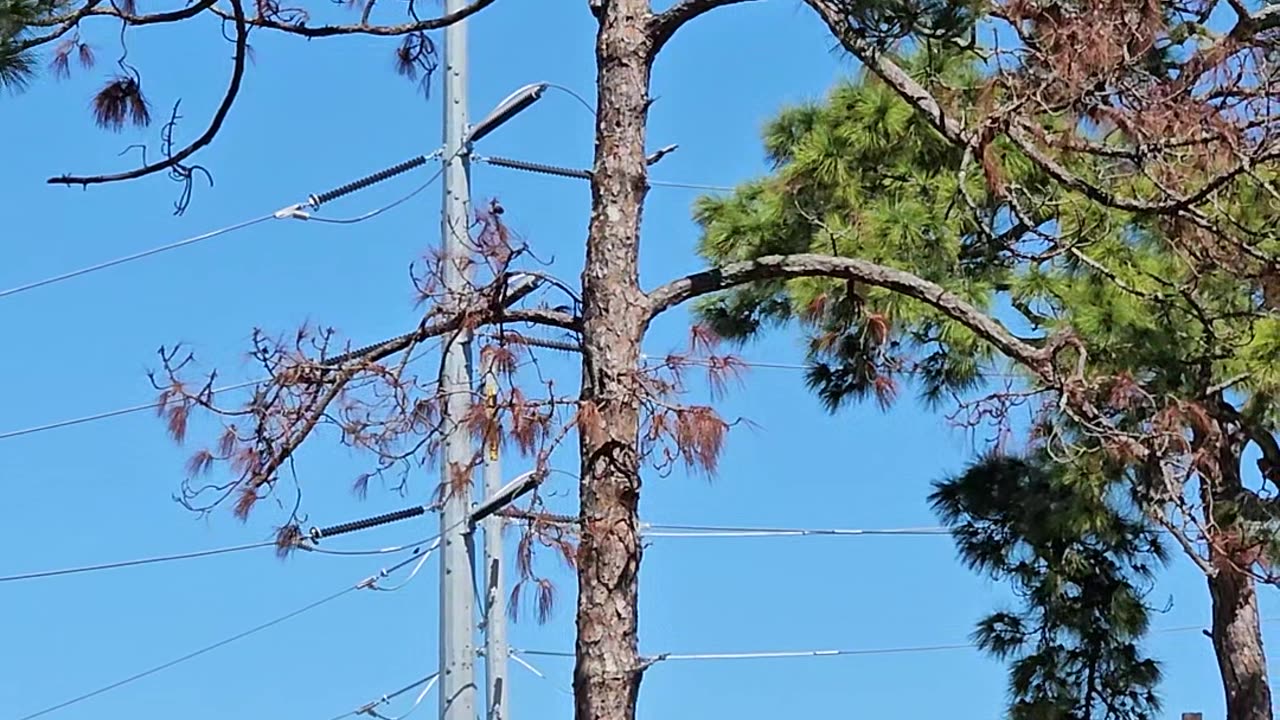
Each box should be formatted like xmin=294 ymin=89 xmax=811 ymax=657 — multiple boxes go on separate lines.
xmin=439 ymin=1 xmax=476 ymax=718
xmin=480 ymin=353 xmax=508 ymax=720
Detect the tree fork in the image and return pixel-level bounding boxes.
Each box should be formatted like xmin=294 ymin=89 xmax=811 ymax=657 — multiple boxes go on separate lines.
xmin=575 ymin=0 xmax=654 ymax=719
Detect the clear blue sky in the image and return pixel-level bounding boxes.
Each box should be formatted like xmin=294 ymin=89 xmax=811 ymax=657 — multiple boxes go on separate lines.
xmin=2 ymin=2 xmax=1275 ymax=718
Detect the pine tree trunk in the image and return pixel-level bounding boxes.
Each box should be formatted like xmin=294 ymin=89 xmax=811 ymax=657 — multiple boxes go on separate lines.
xmin=1208 ymin=432 xmax=1273 ymax=720
xmin=574 ymin=2 xmax=653 ymax=720
xmin=1208 ymin=563 xmax=1272 ymax=720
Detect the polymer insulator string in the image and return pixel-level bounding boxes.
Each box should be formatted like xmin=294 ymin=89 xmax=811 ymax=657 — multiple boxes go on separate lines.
xmin=479 ymin=155 xmax=592 ymax=180
xmin=309 ymin=505 xmax=433 ymax=542
xmin=308 ymin=153 xmax=437 ymax=209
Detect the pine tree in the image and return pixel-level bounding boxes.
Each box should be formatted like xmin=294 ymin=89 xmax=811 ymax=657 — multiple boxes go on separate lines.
xmin=11 ymin=1 xmax=1280 ymax=719
xmin=930 ymin=451 xmax=1165 ymax=719
xmin=694 ymin=36 xmax=1280 ymax=720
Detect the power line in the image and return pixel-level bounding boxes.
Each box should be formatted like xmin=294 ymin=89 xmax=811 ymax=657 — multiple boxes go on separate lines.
xmin=1 ymin=530 xmax=440 ymax=584
xmin=509 ymin=651 xmax=573 ymax=696
xmin=648 ymin=179 xmax=734 ymax=192
xmin=17 ymin=547 xmax=436 ymax=720
xmin=0 ymin=340 xmax=446 ymax=442
xmin=0 ymin=213 xmax=277 ymax=300
xmin=475 ymin=155 xmax=735 ymax=192
xmin=642 ymin=522 xmax=950 ymax=538
xmin=545 ymin=83 xmax=597 ymax=116
xmin=368 ymin=675 xmax=439 ymax=720
xmin=0 ymin=378 xmax=262 ymax=441
xmin=0 ymin=351 xmax=1020 ymax=445
xmin=0 ymin=154 xmax=437 ymax=301
xmin=0 ymin=540 xmax=276 ymax=583
xmin=640 ymin=354 xmax=1029 ymax=380
xmin=368 ymin=539 xmax=440 ymax=592
xmin=300 ymin=538 xmax=440 ymax=557
xmin=514 ymin=618 xmax=1278 ymax=666
xmin=0 ymin=515 xmax=946 ymax=588
xmin=326 ymin=674 xmax=440 ymax=720
xmin=19 ymin=587 xmax=354 ymax=720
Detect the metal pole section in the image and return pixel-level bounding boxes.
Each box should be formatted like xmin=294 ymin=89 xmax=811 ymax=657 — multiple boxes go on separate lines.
xmin=439 ymin=1 xmax=476 ymax=719
xmin=481 ymin=353 xmax=508 ymax=720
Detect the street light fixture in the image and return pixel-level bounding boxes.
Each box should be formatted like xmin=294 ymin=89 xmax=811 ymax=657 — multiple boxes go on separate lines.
xmin=470 ymin=470 xmax=541 ymax=527
xmin=466 ymin=82 xmax=550 ymax=146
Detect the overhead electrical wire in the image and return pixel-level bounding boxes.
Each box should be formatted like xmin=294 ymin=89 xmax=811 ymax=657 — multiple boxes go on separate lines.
xmin=639 ymin=354 xmax=1028 ymax=380
xmin=299 ymin=538 xmax=439 ymax=557
xmin=0 ymin=214 xmax=278 ymax=300
xmin=514 ymin=618 xmax=1280 ymax=666
xmin=642 ymin=522 xmax=950 ymax=538
xmin=0 ymin=352 xmax=1018 ymax=444
xmin=325 ymin=674 xmax=440 ymax=720
xmin=0 ymin=540 xmax=277 ymax=583
xmin=1 ymin=531 xmax=440 ymax=584
xmin=474 ymin=155 xmax=736 ymax=193
xmin=0 ymin=151 xmax=440 ymax=301
xmin=17 ymin=545 xmax=439 ymax=720
xmin=509 ymin=651 xmax=573 ymax=696
xmin=367 ymin=538 xmax=440 ymax=592
xmin=648 ymin=179 xmax=735 ymax=192
xmin=0 ymin=340 xmax=446 ymax=442
xmin=545 ymin=83 xmax=597 ymax=116
xmin=367 ymin=674 xmax=439 ymax=720
xmin=1 ymin=517 xmax=947 ymax=588
xmin=0 ymin=378 xmax=262 ymax=441
xmin=4 ymin=497 xmax=454 ymax=584
xmin=18 ymin=586 xmax=358 ymax=720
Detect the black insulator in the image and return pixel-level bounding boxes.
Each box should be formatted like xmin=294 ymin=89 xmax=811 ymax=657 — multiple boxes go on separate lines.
xmin=484 ymin=156 xmax=592 ymax=180
xmin=321 ymin=331 xmax=418 ymax=367
xmin=309 ymin=505 xmax=427 ymax=542
xmin=309 ymin=155 xmax=429 ymax=209
xmin=516 ymin=336 xmax=581 ymax=353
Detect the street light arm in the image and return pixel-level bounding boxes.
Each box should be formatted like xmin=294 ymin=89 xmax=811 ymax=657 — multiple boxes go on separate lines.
xmin=470 ymin=471 xmax=542 ymax=526
xmin=467 ymin=83 xmax=550 ymax=146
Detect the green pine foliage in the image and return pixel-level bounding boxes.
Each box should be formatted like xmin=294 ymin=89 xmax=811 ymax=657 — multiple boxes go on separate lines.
xmin=930 ymin=452 xmax=1165 ymax=720
xmin=693 ymin=40 xmax=1280 ymax=718
xmin=1 ymin=0 xmax=74 ymax=92
xmin=695 ymin=50 xmax=1053 ymax=411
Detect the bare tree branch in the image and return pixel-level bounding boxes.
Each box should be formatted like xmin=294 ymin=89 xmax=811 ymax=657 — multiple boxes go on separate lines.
xmin=207 ymin=0 xmax=495 ymax=37
xmin=26 ymin=0 xmax=216 ymax=31
xmin=1006 ymin=123 xmax=1280 ymax=217
xmin=647 ymin=0 xmax=758 ymax=52
xmin=802 ymin=0 xmax=970 ymax=145
xmin=45 ymin=0 xmax=248 ymax=187
xmin=644 ymin=253 xmax=1048 ymax=371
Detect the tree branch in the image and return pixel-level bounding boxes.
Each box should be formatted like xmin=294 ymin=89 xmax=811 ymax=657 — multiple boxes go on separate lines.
xmin=27 ymin=0 xmax=216 ymax=29
xmin=802 ymin=0 xmax=969 ymax=145
xmin=1006 ymin=123 xmax=1277 ymax=216
xmin=337 ymin=306 xmax=581 ymax=369
xmin=18 ymin=0 xmax=224 ymax=52
xmin=208 ymin=0 xmax=495 ymax=37
xmin=644 ymin=253 xmax=1047 ymax=370
xmin=46 ymin=0 xmax=248 ymax=187
xmin=647 ymin=0 xmax=757 ymax=52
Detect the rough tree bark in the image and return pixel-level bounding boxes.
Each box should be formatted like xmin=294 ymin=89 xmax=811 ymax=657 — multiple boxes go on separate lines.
xmin=574 ymin=0 xmax=654 ymax=718
xmin=1209 ymin=564 xmax=1272 ymax=720
xmin=1210 ymin=430 xmax=1273 ymax=720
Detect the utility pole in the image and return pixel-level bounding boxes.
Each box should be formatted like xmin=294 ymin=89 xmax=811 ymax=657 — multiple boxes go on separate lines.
xmin=480 ymin=352 xmax=508 ymax=720
xmin=438 ymin=0 xmax=476 ymax=716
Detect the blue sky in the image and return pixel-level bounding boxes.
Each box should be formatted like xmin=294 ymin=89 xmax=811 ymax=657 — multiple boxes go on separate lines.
xmin=2 ymin=1 xmax=1276 ymax=719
